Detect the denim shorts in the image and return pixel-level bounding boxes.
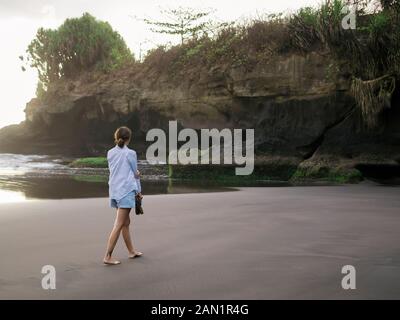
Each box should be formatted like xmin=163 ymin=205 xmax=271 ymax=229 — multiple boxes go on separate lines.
xmin=110 ymin=190 xmax=136 ymax=209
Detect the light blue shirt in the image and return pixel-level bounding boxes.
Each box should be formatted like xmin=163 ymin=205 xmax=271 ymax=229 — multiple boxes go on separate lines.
xmin=107 ymin=145 xmax=141 ymax=200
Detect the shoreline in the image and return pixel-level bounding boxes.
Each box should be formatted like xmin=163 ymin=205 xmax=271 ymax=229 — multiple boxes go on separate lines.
xmin=2 ymin=153 xmax=400 ymax=188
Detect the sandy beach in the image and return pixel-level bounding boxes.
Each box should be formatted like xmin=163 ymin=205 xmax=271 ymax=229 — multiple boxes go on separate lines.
xmin=0 ymin=184 xmax=400 ymax=299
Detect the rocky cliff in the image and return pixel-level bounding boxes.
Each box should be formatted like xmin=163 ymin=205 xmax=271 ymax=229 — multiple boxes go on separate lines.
xmin=1 ymin=50 xmax=399 ymax=177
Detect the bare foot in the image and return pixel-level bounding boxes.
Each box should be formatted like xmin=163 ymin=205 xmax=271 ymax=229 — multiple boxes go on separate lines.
xmin=103 ymin=257 xmax=121 ymax=265
xmin=128 ymin=251 xmax=143 ymax=259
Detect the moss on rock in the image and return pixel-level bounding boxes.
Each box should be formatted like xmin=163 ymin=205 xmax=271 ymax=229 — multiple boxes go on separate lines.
xmin=69 ymin=157 xmax=108 ymax=168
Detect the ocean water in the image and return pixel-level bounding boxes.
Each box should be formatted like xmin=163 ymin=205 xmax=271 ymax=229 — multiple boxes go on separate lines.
xmin=0 ymin=153 xmax=75 ymax=175
xmin=0 ymin=153 xmax=236 ymax=202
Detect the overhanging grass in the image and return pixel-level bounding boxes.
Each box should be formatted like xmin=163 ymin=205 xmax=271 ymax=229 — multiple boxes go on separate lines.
xmin=69 ymin=157 xmax=108 ymax=168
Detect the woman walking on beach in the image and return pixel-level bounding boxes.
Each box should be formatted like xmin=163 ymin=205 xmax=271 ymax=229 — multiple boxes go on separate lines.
xmin=103 ymin=126 xmax=143 ymax=265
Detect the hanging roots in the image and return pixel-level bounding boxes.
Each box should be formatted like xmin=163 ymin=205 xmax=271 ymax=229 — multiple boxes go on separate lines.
xmin=350 ymin=75 xmax=396 ymax=129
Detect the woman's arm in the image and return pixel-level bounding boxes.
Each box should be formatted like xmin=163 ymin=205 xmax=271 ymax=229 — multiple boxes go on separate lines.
xmin=128 ymin=151 xmax=142 ymax=193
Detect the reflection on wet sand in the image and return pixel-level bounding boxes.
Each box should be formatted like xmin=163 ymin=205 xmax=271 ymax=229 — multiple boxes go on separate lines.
xmin=0 ymin=153 xmax=289 ymax=202
xmin=0 ymin=175 xmax=238 ymax=201
xmin=0 ymin=189 xmax=27 ymax=203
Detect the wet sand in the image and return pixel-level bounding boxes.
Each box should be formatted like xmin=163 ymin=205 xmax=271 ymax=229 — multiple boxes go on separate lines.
xmin=0 ymin=184 xmax=399 ymax=299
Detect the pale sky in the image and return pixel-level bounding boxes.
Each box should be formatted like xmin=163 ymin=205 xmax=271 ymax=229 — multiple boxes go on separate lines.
xmin=0 ymin=0 xmax=322 ymax=129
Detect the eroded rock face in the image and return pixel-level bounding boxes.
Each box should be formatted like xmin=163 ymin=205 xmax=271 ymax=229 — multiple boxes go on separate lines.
xmin=0 ymin=51 xmax=399 ymax=169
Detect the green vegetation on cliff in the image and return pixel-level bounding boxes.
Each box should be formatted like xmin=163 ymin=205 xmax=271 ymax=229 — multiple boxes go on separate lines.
xmin=22 ymin=13 xmax=133 ymax=87
xmin=17 ymin=1 xmax=399 ymax=183
xmin=24 ymin=1 xmax=399 ymax=130
xmin=142 ymin=0 xmax=399 ymax=128
xmin=68 ymin=159 xmax=363 ymax=184
xmin=167 ymin=162 xmax=364 ymax=184
xmin=289 ymin=0 xmax=399 ymax=129
xmin=168 ymin=164 xmax=298 ymax=182
xmin=290 ymin=166 xmax=363 ymax=184
xmin=69 ymin=157 xmax=108 ymax=168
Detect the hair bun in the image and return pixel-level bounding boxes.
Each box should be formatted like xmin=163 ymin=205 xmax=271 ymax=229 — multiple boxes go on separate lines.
xmin=117 ymin=137 xmax=125 ymax=147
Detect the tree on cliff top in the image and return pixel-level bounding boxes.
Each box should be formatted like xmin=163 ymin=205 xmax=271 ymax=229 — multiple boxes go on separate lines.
xmin=22 ymin=13 xmax=133 ymax=88
xmin=139 ymin=7 xmax=214 ymax=44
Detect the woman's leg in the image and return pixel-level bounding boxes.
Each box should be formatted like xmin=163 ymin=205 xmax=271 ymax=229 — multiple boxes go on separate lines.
xmin=122 ymin=214 xmax=143 ymax=258
xmin=103 ymin=208 xmax=131 ymax=264
xmin=122 ymin=215 xmax=134 ymax=253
